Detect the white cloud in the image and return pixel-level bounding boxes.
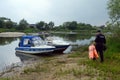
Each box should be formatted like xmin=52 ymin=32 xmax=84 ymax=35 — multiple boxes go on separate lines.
xmin=9 ymin=0 xmax=51 ymax=10
xmin=0 ymin=0 xmax=109 ymax=25
xmin=0 ymin=0 xmax=51 ymax=23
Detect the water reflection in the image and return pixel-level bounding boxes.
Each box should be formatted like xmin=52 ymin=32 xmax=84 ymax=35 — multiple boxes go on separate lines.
xmin=15 ymin=52 xmax=39 ymax=62
xmin=0 ymin=39 xmax=21 ymax=72
xmin=51 ymin=33 xmax=92 ymax=42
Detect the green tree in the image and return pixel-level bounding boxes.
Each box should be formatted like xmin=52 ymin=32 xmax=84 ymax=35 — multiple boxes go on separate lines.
xmin=0 ymin=19 xmax=4 ymax=28
xmin=77 ymin=23 xmax=94 ymax=30
xmin=17 ymin=19 xmax=28 ymax=30
xmin=0 ymin=17 xmax=11 ymax=28
xmin=63 ymin=21 xmax=77 ymax=30
xmin=107 ymin=0 xmax=120 ymax=43
xmin=107 ymin=0 xmax=120 ymax=24
xmin=36 ymin=21 xmax=45 ymax=30
xmin=5 ymin=20 xmax=14 ymax=29
xmin=63 ymin=22 xmax=70 ymax=30
xmin=44 ymin=23 xmax=49 ymax=30
xmin=69 ymin=21 xmax=77 ymax=30
xmin=48 ymin=21 xmax=54 ymax=30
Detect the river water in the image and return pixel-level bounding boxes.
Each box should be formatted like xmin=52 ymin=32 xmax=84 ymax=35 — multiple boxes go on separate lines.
xmin=0 ymin=33 xmax=95 ymax=72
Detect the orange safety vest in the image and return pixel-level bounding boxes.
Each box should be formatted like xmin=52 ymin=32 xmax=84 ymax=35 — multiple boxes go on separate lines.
xmin=89 ymin=44 xmax=99 ymax=59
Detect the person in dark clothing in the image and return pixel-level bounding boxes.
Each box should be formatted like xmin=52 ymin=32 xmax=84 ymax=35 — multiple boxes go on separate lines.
xmin=95 ymin=30 xmax=106 ymax=63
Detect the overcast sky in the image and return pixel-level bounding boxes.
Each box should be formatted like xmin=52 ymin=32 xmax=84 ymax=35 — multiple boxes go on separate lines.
xmin=0 ymin=0 xmax=109 ymax=26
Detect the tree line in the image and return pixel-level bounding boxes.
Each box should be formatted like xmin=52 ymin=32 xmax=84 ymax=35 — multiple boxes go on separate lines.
xmin=0 ymin=17 xmax=104 ymax=32
xmin=0 ymin=17 xmax=55 ymax=31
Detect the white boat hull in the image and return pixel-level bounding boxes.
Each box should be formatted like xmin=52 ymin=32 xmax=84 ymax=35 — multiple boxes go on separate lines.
xmin=15 ymin=46 xmax=55 ymax=54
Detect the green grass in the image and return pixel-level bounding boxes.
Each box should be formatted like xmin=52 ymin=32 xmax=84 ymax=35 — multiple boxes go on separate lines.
xmin=87 ymin=33 xmax=120 ymax=80
xmin=0 ymin=78 xmax=10 ymax=80
xmin=67 ymin=35 xmax=120 ymax=80
xmin=23 ymin=62 xmax=50 ymax=74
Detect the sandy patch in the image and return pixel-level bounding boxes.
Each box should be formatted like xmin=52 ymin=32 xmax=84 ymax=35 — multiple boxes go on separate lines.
xmin=0 ymin=32 xmax=25 ymax=37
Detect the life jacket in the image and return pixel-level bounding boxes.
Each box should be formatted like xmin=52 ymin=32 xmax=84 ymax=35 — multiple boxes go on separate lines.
xmin=89 ymin=44 xmax=99 ymax=59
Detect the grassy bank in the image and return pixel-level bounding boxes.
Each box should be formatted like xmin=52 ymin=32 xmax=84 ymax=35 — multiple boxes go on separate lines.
xmin=0 ymin=32 xmax=120 ymax=80
xmin=86 ymin=31 xmax=120 ymax=80
xmin=0 ymin=51 xmax=107 ymax=80
xmin=0 ymin=44 xmax=120 ymax=80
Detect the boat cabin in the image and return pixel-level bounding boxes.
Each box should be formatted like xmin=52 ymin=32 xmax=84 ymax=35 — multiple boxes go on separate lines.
xmin=19 ymin=35 xmax=44 ymax=47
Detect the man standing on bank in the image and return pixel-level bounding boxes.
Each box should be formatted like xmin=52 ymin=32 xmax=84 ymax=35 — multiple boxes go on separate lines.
xmin=95 ymin=30 xmax=106 ymax=63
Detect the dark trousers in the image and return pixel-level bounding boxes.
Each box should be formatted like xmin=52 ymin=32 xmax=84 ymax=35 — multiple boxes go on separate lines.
xmin=95 ymin=44 xmax=104 ymax=62
xmin=98 ymin=50 xmax=104 ymax=62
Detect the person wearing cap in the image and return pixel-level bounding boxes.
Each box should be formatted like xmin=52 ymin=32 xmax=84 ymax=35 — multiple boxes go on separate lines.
xmin=95 ymin=30 xmax=106 ymax=63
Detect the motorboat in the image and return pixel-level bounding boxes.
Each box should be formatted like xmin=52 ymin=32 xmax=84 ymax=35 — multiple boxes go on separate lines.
xmin=45 ymin=36 xmax=70 ymax=53
xmin=15 ymin=35 xmax=55 ymax=54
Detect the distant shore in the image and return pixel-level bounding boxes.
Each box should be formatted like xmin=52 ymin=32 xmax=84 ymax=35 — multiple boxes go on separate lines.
xmin=0 ymin=32 xmax=25 ymax=37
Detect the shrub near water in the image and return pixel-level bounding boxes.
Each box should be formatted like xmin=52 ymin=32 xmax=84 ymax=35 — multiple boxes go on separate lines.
xmin=105 ymin=27 xmax=120 ymax=58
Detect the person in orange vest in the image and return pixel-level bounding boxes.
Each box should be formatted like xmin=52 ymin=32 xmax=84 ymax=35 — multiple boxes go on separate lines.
xmin=89 ymin=42 xmax=99 ymax=60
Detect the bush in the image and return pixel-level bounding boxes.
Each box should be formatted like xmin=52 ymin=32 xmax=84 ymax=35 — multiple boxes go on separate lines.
xmin=105 ymin=27 xmax=120 ymax=58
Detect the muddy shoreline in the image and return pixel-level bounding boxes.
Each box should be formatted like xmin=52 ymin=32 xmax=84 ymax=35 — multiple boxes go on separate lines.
xmin=0 ymin=53 xmax=63 ymax=78
xmin=0 ymin=57 xmax=43 ymax=77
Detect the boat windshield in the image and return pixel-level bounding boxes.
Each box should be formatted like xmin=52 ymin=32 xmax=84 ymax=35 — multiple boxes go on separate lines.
xmin=32 ymin=37 xmax=45 ymax=46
